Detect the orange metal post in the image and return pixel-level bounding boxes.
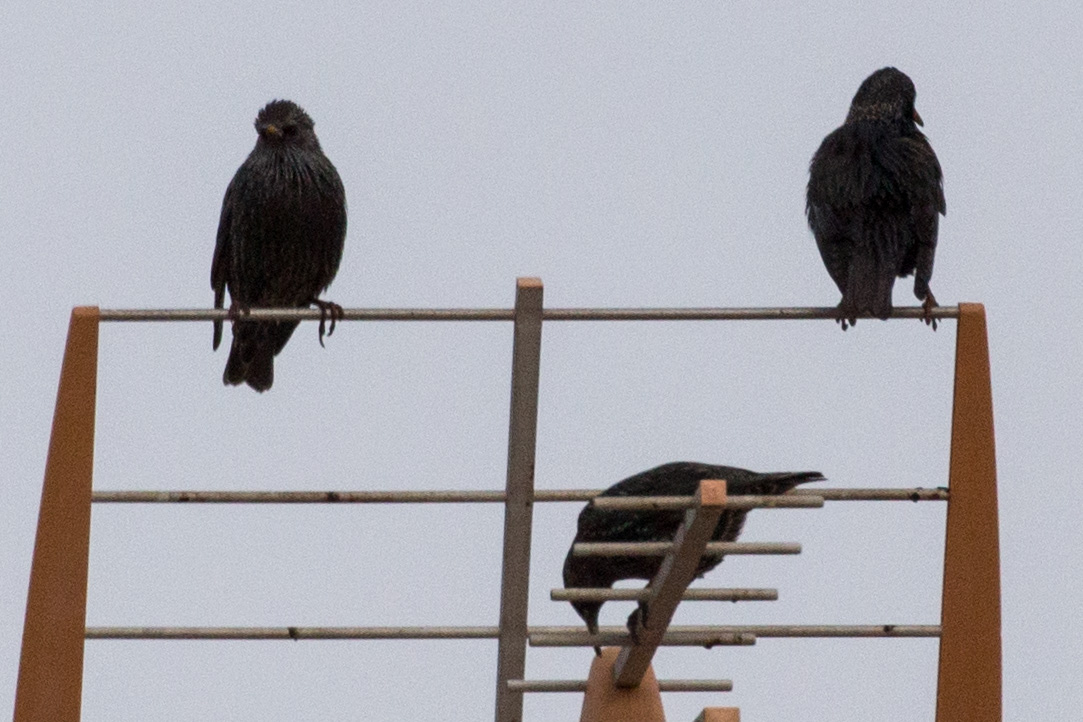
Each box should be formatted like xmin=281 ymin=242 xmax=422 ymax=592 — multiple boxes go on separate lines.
xmin=935 ymin=303 xmax=1001 ymax=721
xmin=580 ymin=647 xmax=665 ymax=722
xmin=694 ymin=709 xmax=739 ymax=722
xmin=14 ymin=307 xmax=100 ymax=722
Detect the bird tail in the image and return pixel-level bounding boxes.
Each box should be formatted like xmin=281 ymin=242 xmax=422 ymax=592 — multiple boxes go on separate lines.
xmin=750 ymin=471 xmax=826 ymax=494
xmin=222 ymin=320 xmax=300 ymax=392
xmin=844 ymin=246 xmax=895 ymax=321
xmin=844 ymin=218 xmax=908 ymax=321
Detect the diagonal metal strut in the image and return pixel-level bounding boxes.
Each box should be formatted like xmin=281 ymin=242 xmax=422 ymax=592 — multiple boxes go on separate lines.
xmin=613 ymin=479 xmax=729 ymax=687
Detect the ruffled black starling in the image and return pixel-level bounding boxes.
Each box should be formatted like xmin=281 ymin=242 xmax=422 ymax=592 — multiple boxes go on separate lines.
xmin=807 ymin=67 xmax=945 ymax=330
xmin=562 ymin=462 xmax=824 ymax=650
xmin=211 ymin=100 xmax=347 ymax=391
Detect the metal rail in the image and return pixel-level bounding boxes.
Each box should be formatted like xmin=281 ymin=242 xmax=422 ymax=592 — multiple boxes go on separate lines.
xmin=89 ymin=487 xmax=948 ymax=503
xmin=591 ymin=495 xmax=822 ymax=511
xmin=86 ymin=626 xmax=501 ymax=640
xmin=790 ymin=488 xmax=948 ymax=502
xmin=552 ymin=588 xmax=777 ymax=603
xmin=84 ymin=624 xmax=938 ymax=642
xmin=571 ymin=542 xmax=801 ymax=557
xmin=529 ymin=625 xmax=941 ymax=648
xmin=97 ymin=305 xmax=960 ymax=323
xmin=507 ymin=679 xmax=734 ymax=693
xmin=544 ymin=632 xmax=761 ymax=648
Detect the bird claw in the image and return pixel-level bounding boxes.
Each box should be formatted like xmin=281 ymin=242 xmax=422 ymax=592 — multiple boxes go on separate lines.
xmin=626 ymin=615 xmax=641 ymax=646
xmin=311 ymin=299 xmax=344 ymax=347
xmin=835 ymin=303 xmax=856 ymax=331
xmin=921 ymin=293 xmax=938 ymax=331
xmin=227 ymin=300 xmax=249 ymax=323
xmin=626 ymin=601 xmax=649 ymax=645
xmin=586 ymin=622 xmax=602 ymax=656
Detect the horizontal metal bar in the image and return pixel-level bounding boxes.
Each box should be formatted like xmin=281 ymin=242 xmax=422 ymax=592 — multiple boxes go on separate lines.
xmin=659 ymin=680 xmax=733 ymax=692
xmin=86 ymin=624 xmax=939 ymax=643
xmin=572 ymin=542 xmax=800 ymax=557
xmin=551 ymin=588 xmax=777 ymax=603
xmin=724 ymin=624 xmax=942 ymax=637
xmin=543 ymin=306 xmax=959 ymax=321
xmin=91 ymin=490 xmax=510 ymax=504
xmin=99 ymin=308 xmax=514 ymax=322
xmin=507 ymin=679 xmax=733 ymax=693
xmin=529 ymin=625 xmax=940 ymax=647
xmin=532 ymin=631 xmax=758 ymax=648
xmin=791 ymin=487 xmax=949 ymax=502
xmin=89 ymin=488 xmax=947 ymax=504
xmin=507 ymin=680 xmax=591 ymax=693
xmin=590 ymin=495 xmax=823 ymax=511
xmin=85 ymin=626 xmax=500 ymax=640
xmin=97 ymin=306 xmax=960 ymax=323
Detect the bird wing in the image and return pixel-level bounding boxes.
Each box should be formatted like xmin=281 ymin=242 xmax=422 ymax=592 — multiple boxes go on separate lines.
xmin=575 ymin=506 xmax=685 ymax=543
xmin=210 ymin=180 xmax=235 ymax=351
xmin=574 ymin=462 xmax=721 ymax=543
xmin=892 ymin=134 xmax=945 ymax=296
xmin=807 ymin=200 xmax=854 ymax=295
xmin=807 ymin=127 xmax=867 ymax=293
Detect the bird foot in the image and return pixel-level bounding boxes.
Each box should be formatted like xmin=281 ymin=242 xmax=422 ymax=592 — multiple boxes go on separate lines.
xmin=835 ymin=303 xmax=856 ymax=331
xmin=626 ymin=601 xmax=649 ymax=645
xmin=227 ymin=300 xmax=250 ymax=322
xmin=311 ymin=299 xmax=344 ymax=348
xmin=587 ymin=623 xmax=602 ymax=656
xmin=921 ymin=292 xmax=939 ymax=331
xmin=626 ymin=614 xmax=641 ymax=646
xmin=214 ymin=301 xmax=248 ymax=351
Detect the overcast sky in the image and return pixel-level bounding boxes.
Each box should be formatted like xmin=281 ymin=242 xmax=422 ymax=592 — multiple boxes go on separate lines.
xmin=2 ymin=2 xmax=1081 ymax=720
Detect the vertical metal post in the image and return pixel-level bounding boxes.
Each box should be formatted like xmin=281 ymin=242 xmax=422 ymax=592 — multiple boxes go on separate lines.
xmin=579 ymin=647 xmax=665 ymax=722
xmin=15 ymin=307 xmax=100 ymax=722
xmin=935 ymin=303 xmax=1001 ymax=721
xmin=494 ymin=278 xmax=544 ymax=722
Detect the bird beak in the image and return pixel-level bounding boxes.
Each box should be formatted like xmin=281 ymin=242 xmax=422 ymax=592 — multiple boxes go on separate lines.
xmin=912 ymin=108 xmax=924 ymax=126
xmin=263 ymin=124 xmax=282 ymax=137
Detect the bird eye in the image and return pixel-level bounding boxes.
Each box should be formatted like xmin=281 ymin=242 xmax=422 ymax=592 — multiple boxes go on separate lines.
xmin=283 ymin=125 xmax=299 ymax=138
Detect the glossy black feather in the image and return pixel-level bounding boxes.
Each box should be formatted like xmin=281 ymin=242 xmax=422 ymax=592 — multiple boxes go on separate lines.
xmin=211 ymin=100 xmax=347 ymax=391
xmin=807 ymin=68 xmax=945 ymax=328
xmin=562 ymin=462 xmax=825 ymax=638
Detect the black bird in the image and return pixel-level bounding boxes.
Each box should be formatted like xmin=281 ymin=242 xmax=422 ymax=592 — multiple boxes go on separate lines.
xmin=563 ymin=462 xmax=824 ymax=652
xmin=211 ymin=99 xmax=347 ymax=391
xmin=807 ymin=67 xmax=945 ymax=330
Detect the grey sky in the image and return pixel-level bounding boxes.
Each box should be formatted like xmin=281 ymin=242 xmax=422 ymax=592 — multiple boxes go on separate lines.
xmin=2 ymin=2 xmax=1081 ymax=720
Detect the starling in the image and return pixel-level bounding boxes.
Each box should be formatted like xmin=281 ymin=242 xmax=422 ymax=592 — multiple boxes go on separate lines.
xmin=807 ymin=67 xmax=945 ymax=330
xmin=211 ymin=99 xmax=347 ymax=391
xmin=562 ymin=461 xmax=824 ymax=652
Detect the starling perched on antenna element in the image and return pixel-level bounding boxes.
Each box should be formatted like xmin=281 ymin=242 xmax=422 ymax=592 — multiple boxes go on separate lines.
xmin=562 ymin=462 xmax=824 ymax=652
xmin=807 ymin=67 xmax=945 ymax=330
xmin=211 ymin=99 xmax=347 ymax=391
